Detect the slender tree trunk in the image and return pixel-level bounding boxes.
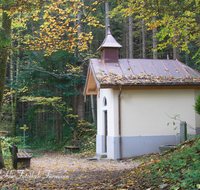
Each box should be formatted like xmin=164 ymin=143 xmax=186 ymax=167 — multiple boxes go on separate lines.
xmin=39 ymin=110 xmax=43 ymax=137
xmin=0 ymin=139 xmax=5 ymax=169
xmin=105 ymin=0 xmax=110 ymax=34
xmin=126 ymin=17 xmax=129 ymax=58
xmin=10 ymin=28 xmax=14 ymax=135
xmin=60 ymin=114 xmax=63 ymax=142
xmin=122 ymin=19 xmax=126 ymax=58
xmin=129 ymin=14 xmax=133 ymax=58
xmin=91 ymin=95 xmax=97 ymax=128
xmin=56 ymin=108 xmax=60 ymax=142
xmin=77 ymin=86 xmax=85 ymax=120
xmin=185 ymin=35 xmax=188 ymax=64
xmin=142 ymin=19 xmax=146 ymax=58
xmin=152 ymin=16 xmax=158 ymax=59
xmin=89 ymin=97 xmax=91 ymax=123
xmin=46 ymin=106 xmax=47 ymax=145
xmin=77 ymin=7 xmax=85 ymax=121
xmin=52 ymin=108 xmax=55 ymax=137
xmin=173 ymin=41 xmax=179 ymax=60
xmin=11 ymin=92 xmax=17 ymax=136
xmin=36 ymin=113 xmax=38 ymax=140
xmin=172 ymin=0 xmax=179 ymax=60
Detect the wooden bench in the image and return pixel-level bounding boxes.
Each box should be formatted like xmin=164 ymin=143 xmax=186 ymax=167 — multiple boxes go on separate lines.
xmin=10 ymin=145 xmax=32 ymax=169
xmin=64 ymin=140 xmax=82 ymax=154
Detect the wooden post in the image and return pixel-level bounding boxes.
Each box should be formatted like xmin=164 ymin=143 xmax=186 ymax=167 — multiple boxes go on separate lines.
xmin=10 ymin=145 xmax=18 ymax=169
xmin=180 ymin=122 xmax=187 ymax=143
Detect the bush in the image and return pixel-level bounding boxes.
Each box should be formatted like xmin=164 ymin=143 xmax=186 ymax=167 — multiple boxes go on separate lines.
xmin=195 ymin=95 xmax=200 ymax=115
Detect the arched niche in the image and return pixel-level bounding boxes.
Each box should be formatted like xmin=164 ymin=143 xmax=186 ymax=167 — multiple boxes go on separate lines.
xmin=103 ymin=97 xmax=107 ymax=107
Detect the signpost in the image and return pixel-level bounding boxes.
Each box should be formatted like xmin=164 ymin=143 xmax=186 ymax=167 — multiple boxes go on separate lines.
xmin=20 ymin=124 xmax=28 ymax=149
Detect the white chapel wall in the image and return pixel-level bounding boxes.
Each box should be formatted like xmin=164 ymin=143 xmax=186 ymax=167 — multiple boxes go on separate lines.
xmin=113 ymin=89 xmax=197 ymax=137
xmin=97 ymin=89 xmax=116 ymax=136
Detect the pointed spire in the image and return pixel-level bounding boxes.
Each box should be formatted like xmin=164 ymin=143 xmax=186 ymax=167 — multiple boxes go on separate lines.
xmin=97 ymin=26 xmax=122 ymax=51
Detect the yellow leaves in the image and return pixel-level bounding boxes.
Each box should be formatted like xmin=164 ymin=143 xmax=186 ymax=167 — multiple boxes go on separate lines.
xmin=22 ymin=0 xmax=104 ymax=55
xmin=43 ymin=12 xmax=49 ymax=20
xmin=92 ymin=1 xmax=98 ymax=5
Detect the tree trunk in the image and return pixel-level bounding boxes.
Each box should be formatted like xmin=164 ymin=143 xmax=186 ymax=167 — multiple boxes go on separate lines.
xmin=142 ymin=19 xmax=146 ymax=59
xmin=185 ymin=35 xmax=188 ymax=64
xmin=11 ymin=90 xmax=17 ymax=137
xmin=129 ymin=14 xmax=133 ymax=58
xmin=76 ymin=5 xmax=85 ymax=121
xmin=46 ymin=106 xmax=47 ymax=145
xmin=91 ymin=95 xmax=97 ymax=128
xmin=173 ymin=42 xmax=179 ymax=60
xmin=122 ymin=19 xmax=126 ymax=58
xmin=60 ymin=114 xmax=63 ymax=142
xmin=77 ymin=86 xmax=85 ymax=120
xmin=36 ymin=113 xmax=38 ymax=140
xmin=105 ymin=0 xmax=110 ymax=35
xmin=126 ymin=17 xmax=129 ymax=58
xmin=53 ymin=108 xmax=55 ymax=137
xmin=39 ymin=110 xmax=43 ymax=136
xmin=0 ymin=10 xmax=11 ymax=169
xmin=0 ymin=11 xmax=11 ymax=120
xmin=56 ymin=109 xmax=60 ymax=142
xmin=0 ymin=139 xmax=5 ymax=169
xmin=152 ymin=16 xmax=158 ymax=59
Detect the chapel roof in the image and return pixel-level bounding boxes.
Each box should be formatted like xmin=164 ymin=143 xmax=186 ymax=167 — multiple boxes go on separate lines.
xmin=83 ymin=58 xmax=200 ymax=96
xmin=83 ymin=25 xmax=200 ymax=97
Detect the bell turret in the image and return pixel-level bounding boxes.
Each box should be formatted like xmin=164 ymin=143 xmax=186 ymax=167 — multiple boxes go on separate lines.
xmin=97 ymin=26 xmax=122 ymax=63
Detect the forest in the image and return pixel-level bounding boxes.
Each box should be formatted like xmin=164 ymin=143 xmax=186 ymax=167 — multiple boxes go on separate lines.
xmin=0 ymin=0 xmax=200 ymax=160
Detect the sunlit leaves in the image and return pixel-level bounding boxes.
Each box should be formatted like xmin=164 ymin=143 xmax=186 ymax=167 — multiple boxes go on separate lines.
xmin=111 ymin=0 xmax=200 ymax=54
xmin=22 ymin=0 xmax=104 ymax=56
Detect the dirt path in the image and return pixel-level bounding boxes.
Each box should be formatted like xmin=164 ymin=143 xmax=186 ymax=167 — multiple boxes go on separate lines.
xmin=0 ymin=152 xmax=139 ymax=189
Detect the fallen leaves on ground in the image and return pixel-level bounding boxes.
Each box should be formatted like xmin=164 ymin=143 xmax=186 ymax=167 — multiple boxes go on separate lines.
xmin=0 ymin=152 xmax=139 ymax=189
xmin=2 ymin=136 xmax=199 ymax=189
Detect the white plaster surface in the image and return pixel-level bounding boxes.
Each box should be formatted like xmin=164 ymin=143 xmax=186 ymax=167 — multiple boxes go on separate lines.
xmin=96 ymin=88 xmax=200 ymax=159
xmin=119 ymin=89 xmax=198 ymax=136
xmin=97 ymin=89 xmax=115 ymax=136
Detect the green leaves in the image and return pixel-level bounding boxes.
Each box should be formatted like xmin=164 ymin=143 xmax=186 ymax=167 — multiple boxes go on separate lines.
xmin=111 ymin=0 xmax=200 ymax=58
xmin=195 ymin=94 xmax=200 ymax=115
xmin=0 ymin=27 xmax=11 ymax=48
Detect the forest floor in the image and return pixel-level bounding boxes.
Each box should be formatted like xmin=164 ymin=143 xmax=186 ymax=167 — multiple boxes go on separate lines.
xmin=0 ymin=152 xmax=140 ymax=189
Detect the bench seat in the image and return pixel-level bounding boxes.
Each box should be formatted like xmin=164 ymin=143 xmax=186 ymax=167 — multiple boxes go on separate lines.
xmin=65 ymin=140 xmax=82 ymax=154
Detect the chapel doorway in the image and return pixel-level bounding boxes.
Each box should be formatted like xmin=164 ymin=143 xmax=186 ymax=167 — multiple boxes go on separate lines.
xmin=104 ymin=110 xmax=108 ymax=152
xmin=103 ymin=97 xmax=108 ymax=153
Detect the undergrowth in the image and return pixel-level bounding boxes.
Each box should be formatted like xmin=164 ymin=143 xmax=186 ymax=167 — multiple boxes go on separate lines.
xmin=122 ymin=135 xmax=200 ymax=189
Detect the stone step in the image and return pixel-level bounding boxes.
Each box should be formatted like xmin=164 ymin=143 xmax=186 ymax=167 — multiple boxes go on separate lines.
xmin=96 ymin=153 xmax=107 ymax=158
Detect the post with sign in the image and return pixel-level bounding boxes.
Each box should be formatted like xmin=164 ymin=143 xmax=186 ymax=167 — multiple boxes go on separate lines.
xmin=20 ymin=124 xmax=28 ymax=150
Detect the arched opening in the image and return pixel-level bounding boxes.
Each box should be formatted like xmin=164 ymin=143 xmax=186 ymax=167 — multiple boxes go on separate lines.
xmin=103 ymin=97 xmax=107 ymax=106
